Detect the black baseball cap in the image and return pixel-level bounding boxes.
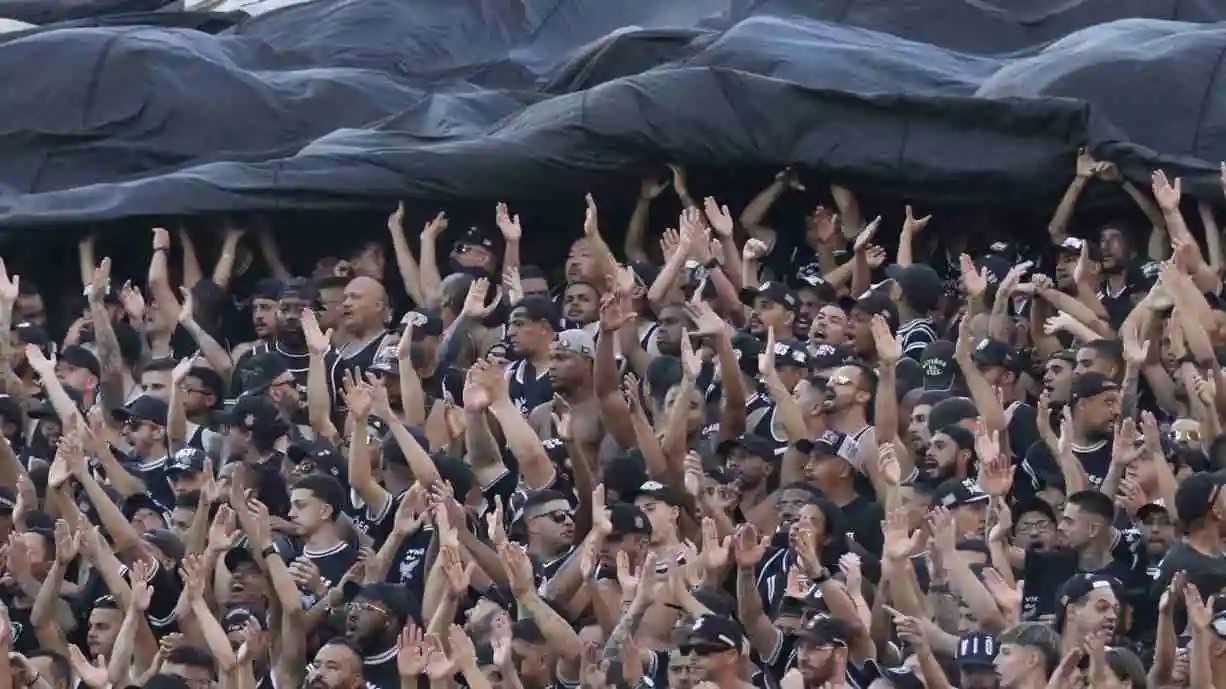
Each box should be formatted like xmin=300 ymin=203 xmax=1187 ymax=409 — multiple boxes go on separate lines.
xmin=677 ymin=615 xmax=747 ymax=654
xmin=278 ymin=277 xmax=318 ymax=304
xmin=286 ymin=438 xmax=345 ymax=480
xmin=851 ymin=291 xmax=900 ymax=331
xmin=795 ymin=613 xmax=851 ymax=646
xmin=1175 ymin=470 xmax=1226 ymax=526
xmin=956 ymin=631 xmax=999 ymax=670
xmin=166 ymin=447 xmax=207 ymax=477
xmin=112 ymin=395 xmax=169 ymax=427
xmin=740 ymin=281 xmax=799 ymax=312
xmin=1071 ymin=372 xmax=1119 ymax=404
xmin=731 ymin=332 xmax=764 ymax=378
xmin=121 ymin=492 xmax=166 ymax=522
xmin=1058 ymin=572 xmax=1122 ymax=609
xmin=795 ymin=430 xmax=856 ymax=464
xmin=931 ymin=478 xmax=990 ymax=509
xmin=972 ymin=339 xmax=1020 ymax=372
xmin=634 ymin=480 xmax=685 ymax=508
xmin=885 ymin=264 xmax=944 ymax=312
xmin=796 ymin=274 xmax=837 ymax=302
xmin=223 ymin=394 xmax=283 ymax=432
xmin=774 ymin=339 xmax=810 ymax=369
xmin=1056 ymin=236 xmax=1103 ymax=261
xmin=920 ymin=340 xmax=961 ymax=392
xmin=716 ymin=433 xmax=776 ymax=460
xmin=235 ymin=352 xmax=291 ymax=395
xmin=809 ymin=343 xmax=858 ymax=371
xmin=223 ymin=605 xmax=267 ymax=632
xmin=607 ymin=503 xmax=652 ymax=538
xmin=60 ymin=345 xmax=101 ymax=378
xmin=251 ymin=278 xmax=284 ymax=302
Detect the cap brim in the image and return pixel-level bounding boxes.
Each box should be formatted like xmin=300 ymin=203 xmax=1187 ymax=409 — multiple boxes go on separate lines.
xmin=958 ymin=493 xmax=991 ymax=506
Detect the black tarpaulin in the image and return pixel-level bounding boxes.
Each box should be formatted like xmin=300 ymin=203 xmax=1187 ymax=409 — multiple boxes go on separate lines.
xmin=1 ymin=0 xmax=1226 ymax=227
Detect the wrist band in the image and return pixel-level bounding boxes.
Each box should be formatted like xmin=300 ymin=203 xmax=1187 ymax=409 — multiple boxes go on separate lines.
xmin=260 ymin=545 xmax=279 ymax=559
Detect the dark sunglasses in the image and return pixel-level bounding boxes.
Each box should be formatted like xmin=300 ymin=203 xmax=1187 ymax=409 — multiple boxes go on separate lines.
xmin=531 ymin=510 xmax=572 ymax=525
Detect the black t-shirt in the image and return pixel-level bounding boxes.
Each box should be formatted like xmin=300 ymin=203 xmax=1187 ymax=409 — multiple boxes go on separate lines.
xmin=1016 ymin=438 xmax=1113 ymax=500
xmin=355 ymin=491 xmax=435 ymax=599
xmin=839 ymin=496 xmax=884 ymax=558
xmin=299 ymin=540 xmax=360 ymax=608
xmin=506 ymin=359 xmax=552 ymax=414
xmin=362 ymin=646 xmax=400 ymax=689
xmin=1021 ymin=529 xmax=1148 ymax=621
xmin=1150 ymin=539 xmax=1226 ymax=605
xmin=328 ymin=332 xmax=388 ymax=416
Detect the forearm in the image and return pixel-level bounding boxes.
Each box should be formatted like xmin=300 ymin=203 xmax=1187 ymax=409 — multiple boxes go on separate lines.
xmin=210 ymin=233 xmax=238 ymax=291
xmin=436 ymin=316 xmax=475 ymax=368
xmin=397 ymin=356 xmax=426 ymax=426
xmin=182 ymin=321 xmax=232 ymax=380
xmin=306 ymin=353 xmax=336 ymax=439
xmin=388 ymin=229 xmax=426 ymax=307
xmin=517 ymin=592 xmax=582 ymax=661
xmin=601 ymin=599 xmax=648 ymax=661
xmin=1048 ymin=177 xmax=1088 ymax=242
xmin=418 ymin=239 xmax=444 ymax=305
xmin=896 ymin=229 xmax=915 ymax=266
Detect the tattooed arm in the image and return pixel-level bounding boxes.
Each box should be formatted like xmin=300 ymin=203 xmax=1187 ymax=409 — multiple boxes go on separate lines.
xmin=1120 ymin=362 xmax=1141 ymax=420
xmin=601 ymin=595 xmax=649 ymax=662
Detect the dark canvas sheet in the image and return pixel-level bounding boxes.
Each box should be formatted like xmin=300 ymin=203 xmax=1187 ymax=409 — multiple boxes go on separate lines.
xmin=1 ymin=0 xmax=1225 ymax=226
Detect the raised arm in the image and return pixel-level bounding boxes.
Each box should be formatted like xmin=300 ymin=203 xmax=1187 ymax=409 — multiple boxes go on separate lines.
xmin=386 ymin=203 xmax=427 ymax=307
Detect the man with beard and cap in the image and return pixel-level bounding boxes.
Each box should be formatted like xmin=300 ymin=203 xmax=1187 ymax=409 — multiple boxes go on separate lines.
xmin=794 ymin=275 xmax=838 ymax=340
xmin=884 ymin=263 xmax=943 ymax=359
xmin=1021 ymin=490 xmax=1146 ymax=624
xmin=230 ymin=278 xmax=281 ymax=363
xmin=930 ymin=477 xmax=990 ymax=538
xmin=236 ymin=278 xmax=338 ymax=402
xmin=1017 ymin=372 xmax=1119 ymax=502
xmin=505 ymin=296 xmax=557 ymax=414
xmin=1096 ymin=222 xmax=1150 ymax=328
xmin=1137 ymin=503 xmax=1176 ymax=575
xmin=164 ymin=446 xmax=210 ymax=500
xmin=742 ymin=281 xmax=798 ymax=339
xmin=799 ymin=430 xmax=885 ymax=555
xmin=973 ymin=338 xmax=1039 ymax=457
xmin=239 ymin=352 xmax=309 ymax=435
xmin=451 ymin=225 xmax=501 ymax=277
xmin=789 ymin=613 xmax=873 ymax=689
xmin=1053 ymin=237 xmax=1098 ymax=294
xmin=345 ymin=583 xmax=415 ymax=689
xmin=717 ymin=434 xmax=777 ymax=517
xmin=994 ymin=623 xmax=1061 ymax=689
xmin=112 ymin=394 xmax=174 ymax=507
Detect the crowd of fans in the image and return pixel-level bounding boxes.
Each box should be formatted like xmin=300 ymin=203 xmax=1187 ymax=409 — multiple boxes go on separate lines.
xmin=0 ymin=155 xmax=1220 ymax=689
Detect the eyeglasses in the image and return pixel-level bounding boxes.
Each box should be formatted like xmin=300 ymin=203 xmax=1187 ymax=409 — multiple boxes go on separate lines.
xmin=294 ymin=461 xmax=317 ymax=475
xmin=1015 ymin=520 xmax=1054 ymax=534
xmin=531 ymin=510 xmax=572 ymax=525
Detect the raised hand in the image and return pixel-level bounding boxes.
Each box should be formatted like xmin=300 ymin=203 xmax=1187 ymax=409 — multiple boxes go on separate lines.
xmin=870 ymin=315 xmax=900 ymax=365
xmin=742 ymin=238 xmax=769 ymax=262
xmin=53 ymin=519 xmax=81 ymax=566
xmin=551 ymin=394 xmax=575 ymax=442
xmin=583 ymin=193 xmax=601 ymax=239
xmin=129 ymin=559 xmax=154 ymax=613
xmin=24 ymin=343 xmax=54 ymax=378
xmin=960 ymin=253 xmax=987 ymax=298
xmin=679 ymin=328 xmax=701 ymax=380
xmin=902 ymin=205 xmax=932 ymax=235
xmin=422 ymin=212 xmax=448 ymax=243
xmin=852 ymin=216 xmax=882 ymax=253
xmin=877 ymin=442 xmax=902 ymax=486
xmin=1152 ymin=170 xmax=1182 ymax=212
xmin=461 ymin=278 xmax=502 ymax=320
xmin=776 ymin=167 xmax=806 ymax=191
xmin=439 ymin=545 xmax=473 ymax=596
xmin=685 ymin=300 xmax=726 ymax=338
xmin=591 ymin=484 xmax=613 ymax=537
xmin=495 ymin=202 xmax=522 ymax=242
xmin=499 ymin=541 xmax=536 ymax=598
xmin=301 ymin=309 xmax=332 ymax=356
xmin=699 ymin=517 xmax=731 ymax=572
xmin=703 ymin=197 xmax=734 ymax=239
xmin=882 ymin=507 xmax=923 ymax=561
xmin=397 ymin=625 xmax=428 ymax=677
xmin=732 ymin=523 xmax=769 ymax=568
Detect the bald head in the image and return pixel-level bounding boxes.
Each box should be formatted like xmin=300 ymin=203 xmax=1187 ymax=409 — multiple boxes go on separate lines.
xmin=343 ymin=276 xmax=388 ymax=333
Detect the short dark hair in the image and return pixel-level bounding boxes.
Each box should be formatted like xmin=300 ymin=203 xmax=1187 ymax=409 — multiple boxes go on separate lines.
xmin=166 ymin=646 xmax=215 ymax=673
xmin=1083 ymin=339 xmax=1124 ymax=368
xmin=291 ymin=474 xmax=345 ymax=521
xmin=999 ymin=623 xmax=1061 ymax=676
xmin=1067 ymin=490 xmax=1115 ymax=522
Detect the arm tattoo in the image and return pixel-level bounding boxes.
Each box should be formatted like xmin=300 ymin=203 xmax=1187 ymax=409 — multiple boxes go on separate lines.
xmin=602 ymin=602 xmax=648 ymax=661
xmin=1121 ymin=365 xmax=1140 ymax=419
xmin=436 ymin=317 xmax=474 ymax=367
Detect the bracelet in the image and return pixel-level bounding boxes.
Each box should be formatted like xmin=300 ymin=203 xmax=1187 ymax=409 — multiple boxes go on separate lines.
xmin=260 ymin=545 xmax=279 ymax=560
xmin=153 ymin=247 xmax=168 ymax=253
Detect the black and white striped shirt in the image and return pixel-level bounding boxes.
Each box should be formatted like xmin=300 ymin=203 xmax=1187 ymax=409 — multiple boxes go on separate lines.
xmin=896 ymin=317 xmax=938 ymax=359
